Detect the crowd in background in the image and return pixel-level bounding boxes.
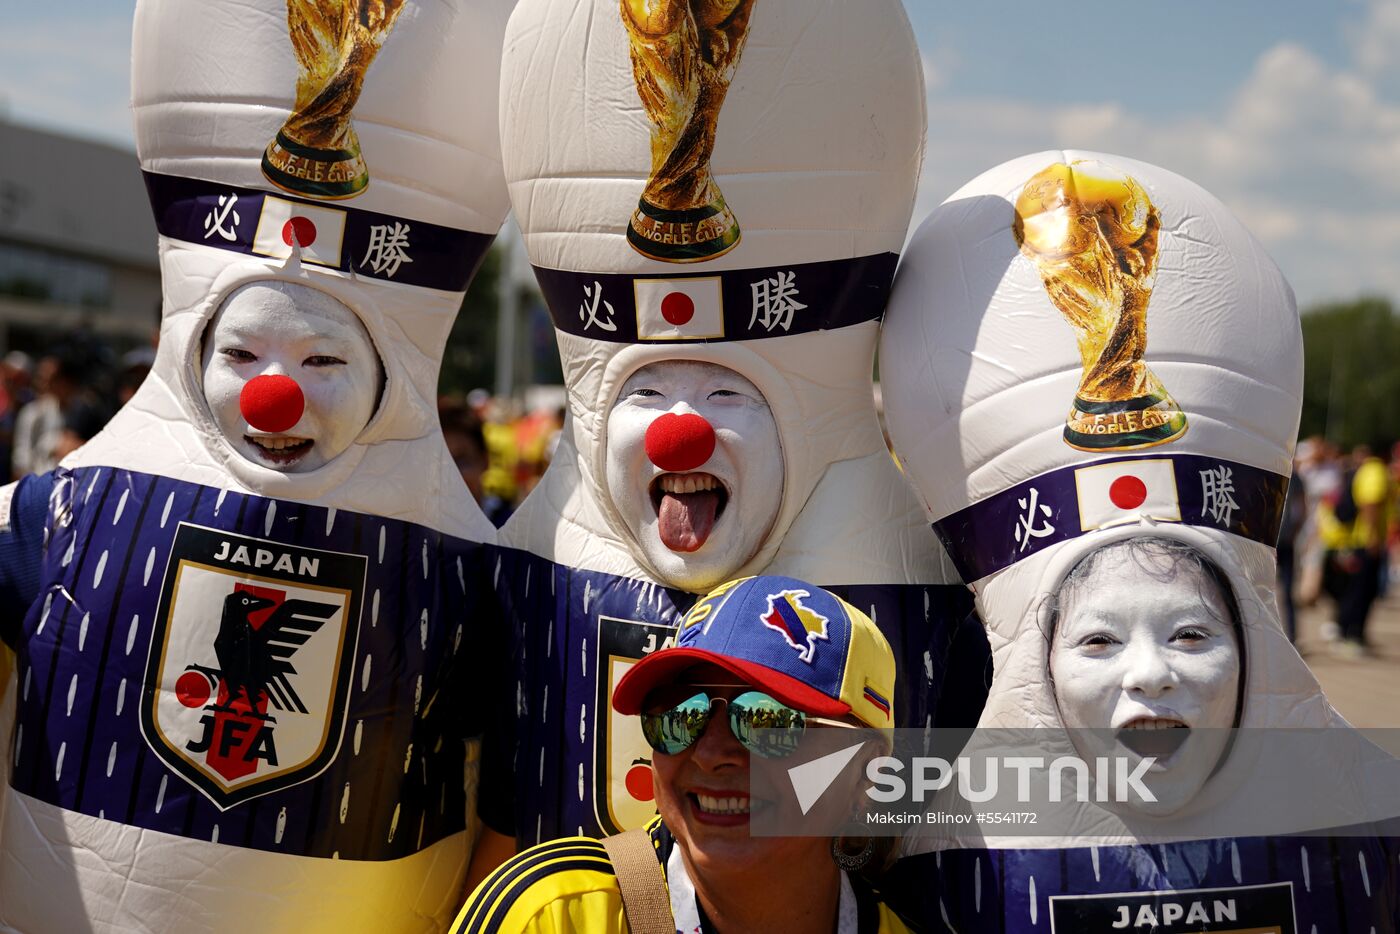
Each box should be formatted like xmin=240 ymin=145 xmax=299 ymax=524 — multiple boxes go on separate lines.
xmin=1283 ymin=436 xmax=1399 ymax=657
xmin=439 ymin=391 xmax=565 ymax=528
xmin=0 ymin=341 xmax=152 ymax=484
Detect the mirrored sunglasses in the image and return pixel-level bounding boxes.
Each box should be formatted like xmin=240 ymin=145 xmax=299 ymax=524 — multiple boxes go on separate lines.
xmin=639 ymin=689 xmax=855 ymax=759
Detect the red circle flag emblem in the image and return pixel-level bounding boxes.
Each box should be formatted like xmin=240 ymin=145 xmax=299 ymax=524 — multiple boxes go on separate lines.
xmin=1109 ymin=474 xmax=1149 ymax=510
xmin=281 ymin=216 xmax=318 ymax=248
xmin=625 ymin=763 xmax=655 ymax=802
xmin=661 ymin=292 xmax=696 ymax=326
xmin=176 ymin=671 xmax=212 ymax=708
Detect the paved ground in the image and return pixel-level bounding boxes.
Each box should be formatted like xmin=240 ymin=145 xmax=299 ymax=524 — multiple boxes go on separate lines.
xmin=1292 ymin=590 xmax=1400 ymax=728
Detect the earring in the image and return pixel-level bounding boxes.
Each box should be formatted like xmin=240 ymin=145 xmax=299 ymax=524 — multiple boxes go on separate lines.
xmin=830 ymin=836 xmax=874 ymax=872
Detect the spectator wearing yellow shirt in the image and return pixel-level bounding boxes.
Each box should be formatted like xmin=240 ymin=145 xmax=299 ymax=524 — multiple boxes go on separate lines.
xmin=1319 ymin=446 xmax=1391 ymax=657
xmin=455 ymin=576 xmax=914 ymax=933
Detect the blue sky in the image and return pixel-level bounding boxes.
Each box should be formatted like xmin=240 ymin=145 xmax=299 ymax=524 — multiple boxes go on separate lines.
xmin=912 ymin=2 xmax=1354 ymax=117
xmin=4 ymin=0 xmax=1399 ymax=308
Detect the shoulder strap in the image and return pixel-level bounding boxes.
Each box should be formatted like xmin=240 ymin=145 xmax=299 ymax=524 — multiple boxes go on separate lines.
xmin=602 ymin=828 xmax=674 ymax=934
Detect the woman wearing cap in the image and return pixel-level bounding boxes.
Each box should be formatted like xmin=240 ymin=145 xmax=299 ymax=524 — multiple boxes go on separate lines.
xmin=455 ymin=576 xmax=916 ymax=933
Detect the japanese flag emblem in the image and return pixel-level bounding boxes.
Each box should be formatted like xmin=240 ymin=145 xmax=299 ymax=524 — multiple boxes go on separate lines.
xmin=1074 ymin=459 xmax=1181 ymax=532
xmin=634 ymin=277 xmax=725 ymax=340
xmin=252 ymin=196 xmax=348 ymax=268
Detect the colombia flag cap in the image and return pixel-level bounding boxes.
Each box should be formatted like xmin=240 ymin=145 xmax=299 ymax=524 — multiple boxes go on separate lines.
xmin=613 ymin=575 xmax=896 ymax=728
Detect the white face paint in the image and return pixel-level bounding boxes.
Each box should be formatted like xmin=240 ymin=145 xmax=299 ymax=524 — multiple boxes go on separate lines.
xmin=1049 ymin=542 xmax=1241 ymax=815
xmin=606 ymin=361 xmax=783 ymax=593
xmin=201 ymin=282 xmax=383 ymax=472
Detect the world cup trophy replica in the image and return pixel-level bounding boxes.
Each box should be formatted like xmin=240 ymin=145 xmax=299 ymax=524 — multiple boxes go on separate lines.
xmin=1014 ymin=160 xmax=1188 ymax=451
xmin=261 ymin=0 xmax=407 ymax=200
xmin=622 ymin=0 xmax=756 ymax=262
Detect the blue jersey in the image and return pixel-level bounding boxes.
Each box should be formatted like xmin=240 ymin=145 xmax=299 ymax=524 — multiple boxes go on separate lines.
xmin=0 ymin=466 xmax=491 ymax=861
xmin=482 ymin=545 xmax=986 ymax=845
xmin=886 ymin=833 xmax=1399 ymax=933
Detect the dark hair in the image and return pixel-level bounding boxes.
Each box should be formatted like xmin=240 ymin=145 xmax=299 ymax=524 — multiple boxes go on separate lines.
xmin=42 ymin=346 xmax=91 ymax=388
xmin=1044 ymin=536 xmax=1247 ymax=728
xmin=438 ymin=401 xmax=488 ymax=465
xmin=62 ymin=397 xmax=112 ymax=442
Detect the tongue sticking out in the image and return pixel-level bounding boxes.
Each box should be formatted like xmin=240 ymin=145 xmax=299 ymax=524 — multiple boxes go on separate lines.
xmin=658 ymin=490 xmax=722 ymax=552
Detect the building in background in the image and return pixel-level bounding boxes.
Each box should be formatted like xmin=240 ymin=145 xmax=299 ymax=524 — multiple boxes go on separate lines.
xmin=0 ymin=120 xmax=159 ymax=354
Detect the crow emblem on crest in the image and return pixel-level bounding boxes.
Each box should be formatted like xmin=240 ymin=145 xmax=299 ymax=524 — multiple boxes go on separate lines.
xmin=189 ymin=588 xmax=340 ymax=719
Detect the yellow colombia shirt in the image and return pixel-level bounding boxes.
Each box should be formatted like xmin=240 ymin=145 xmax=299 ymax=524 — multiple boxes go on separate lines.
xmin=454 ymin=818 xmax=915 ymax=934
xmin=1319 ymin=458 xmax=1391 ymax=551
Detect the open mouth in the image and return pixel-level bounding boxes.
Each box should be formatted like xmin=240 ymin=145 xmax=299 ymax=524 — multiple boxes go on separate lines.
xmin=245 ymin=434 xmax=314 ymax=467
xmin=688 ymin=790 xmax=757 ymax=825
xmin=650 ymin=472 xmax=729 ymax=553
xmin=1115 ymin=716 xmax=1191 ymax=759
xmin=693 ymin=792 xmax=751 ymax=815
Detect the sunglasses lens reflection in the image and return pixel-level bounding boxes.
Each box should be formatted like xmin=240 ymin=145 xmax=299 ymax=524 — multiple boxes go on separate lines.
xmin=641 ymin=691 xmax=808 ymax=758
xmin=732 ymin=691 xmax=805 ymax=758
xmin=642 ymin=692 xmax=713 ymax=755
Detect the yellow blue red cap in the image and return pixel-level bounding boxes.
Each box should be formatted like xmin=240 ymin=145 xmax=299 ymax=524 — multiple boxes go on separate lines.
xmin=613 ymin=575 xmax=896 ymax=728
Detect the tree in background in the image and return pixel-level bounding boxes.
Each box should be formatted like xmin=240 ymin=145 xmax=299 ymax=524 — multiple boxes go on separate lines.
xmin=1300 ymin=297 xmax=1400 ymax=450
xmin=438 ymin=244 xmax=559 ymax=400
xmin=439 ymin=246 xmax=501 ymax=398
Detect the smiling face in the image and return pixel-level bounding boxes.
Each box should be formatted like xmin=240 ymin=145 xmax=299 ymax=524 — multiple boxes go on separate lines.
xmin=201 ymin=282 xmax=383 ymax=472
xmin=647 ymin=665 xmax=846 ymax=888
xmin=606 ymin=361 xmax=783 ymax=591
xmin=1049 ymin=539 xmax=1242 ymax=814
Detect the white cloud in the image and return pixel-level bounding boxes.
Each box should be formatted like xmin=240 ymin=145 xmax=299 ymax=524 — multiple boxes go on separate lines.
xmin=1220 ymin=198 xmax=1302 ymax=242
xmin=921 ymin=49 xmax=954 ymax=95
xmin=1348 ymin=0 xmax=1400 ymax=76
xmin=913 ymin=10 xmax=1400 ymax=309
xmin=1051 ymin=103 xmax=1130 ymax=148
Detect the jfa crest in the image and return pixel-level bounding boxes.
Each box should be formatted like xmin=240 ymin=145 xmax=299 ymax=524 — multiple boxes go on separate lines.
xmin=141 ymin=523 xmax=365 ymax=809
xmin=593 ymin=615 xmax=675 ymax=835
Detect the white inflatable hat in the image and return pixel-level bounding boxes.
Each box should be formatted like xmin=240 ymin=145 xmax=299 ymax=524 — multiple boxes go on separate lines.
xmin=500 ymin=0 xmax=953 ymax=588
xmin=77 ymin=0 xmax=514 ymax=538
xmin=882 ymin=152 xmax=1400 ymax=842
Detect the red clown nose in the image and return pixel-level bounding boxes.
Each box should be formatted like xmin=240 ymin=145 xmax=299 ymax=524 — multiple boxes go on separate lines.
xmin=644 ymin=412 xmax=716 ymax=472
xmin=239 ymin=375 xmax=305 ymax=433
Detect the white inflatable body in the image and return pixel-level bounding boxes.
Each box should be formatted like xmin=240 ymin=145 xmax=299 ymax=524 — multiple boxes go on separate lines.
xmin=880 ymin=152 xmax=1400 ymax=931
xmin=0 ymin=1 xmax=511 ymax=930
xmin=487 ymin=0 xmax=983 ymax=845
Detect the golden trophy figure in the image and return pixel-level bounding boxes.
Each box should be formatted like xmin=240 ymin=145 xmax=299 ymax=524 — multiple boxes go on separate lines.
xmin=622 ymin=0 xmax=756 ymax=263
xmin=261 ymin=0 xmax=406 ymax=201
xmin=1013 ymin=160 xmax=1188 ymax=451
